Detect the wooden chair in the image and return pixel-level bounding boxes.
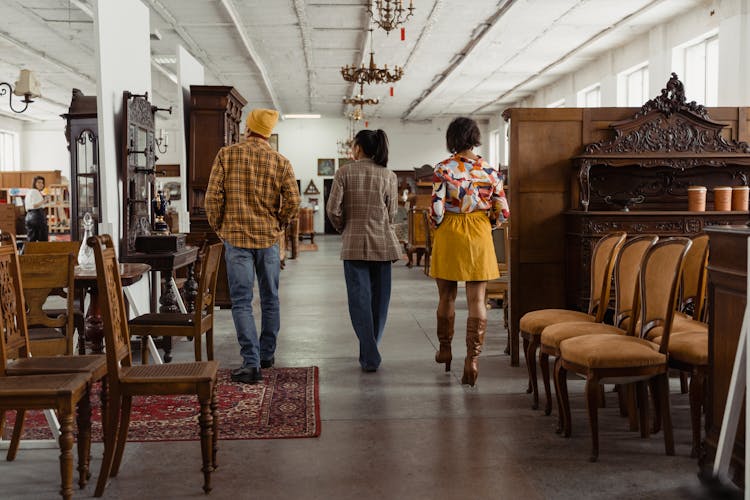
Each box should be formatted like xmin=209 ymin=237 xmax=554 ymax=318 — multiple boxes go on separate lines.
xmin=649 ymin=234 xmax=710 ymax=458
xmin=22 ymin=241 xmax=86 ymax=354
xmin=557 ymin=237 xmax=692 ymax=462
xmin=128 ymin=242 xmax=223 ymax=363
xmin=486 ymin=222 xmax=510 ymax=332
xmin=19 ymin=253 xmax=76 ymax=357
xmin=89 ymin=235 xmax=219 ymax=497
xmin=421 ymin=210 xmax=433 ymax=276
xmin=519 ymin=232 xmax=626 ymax=410
xmin=0 ymin=234 xmax=94 ymax=499
xmin=406 ymin=206 xmax=429 ymax=268
xmin=0 ymin=238 xmax=108 ymax=464
xmin=540 ymin=235 xmax=657 ymax=418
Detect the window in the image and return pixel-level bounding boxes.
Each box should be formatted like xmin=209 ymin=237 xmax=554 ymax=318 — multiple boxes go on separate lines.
xmin=489 ymin=129 xmax=500 ymax=168
xmin=547 ymin=98 xmax=565 ymax=108
xmin=0 ymin=130 xmax=19 ymax=171
xmin=678 ymin=34 xmax=718 ymax=106
xmin=577 ymin=84 xmax=601 ymax=107
xmin=619 ymin=64 xmax=649 ymax=106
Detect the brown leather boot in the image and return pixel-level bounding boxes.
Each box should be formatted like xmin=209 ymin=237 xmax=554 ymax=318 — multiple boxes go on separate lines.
xmin=462 ymin=317 xmax=487 ymax=386
xmin=435 ymin=313 xmax=455 ymax=371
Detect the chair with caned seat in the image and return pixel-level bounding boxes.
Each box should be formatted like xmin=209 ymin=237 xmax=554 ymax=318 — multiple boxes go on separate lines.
xmin=539 ymin=235 xmax=657 ymax=419
xmin=22 ymin=241 xmax=86 ymax=354
xmin=0 ymin=234 xmax=94 ymax=499
xmin=127 ymin=242 xmax=223 ymax=363
xmin=0 ymin=235 xmax=108 ymax=465
xmin=556 ymin=237 xmax=692 ymax=462
xmin=486 ymin=221 xmax=510 ymax=342
xmin=519 ymin=231 xmax=626 ymax=410
xmin=89 ymin=235 xmax=219 ymax=497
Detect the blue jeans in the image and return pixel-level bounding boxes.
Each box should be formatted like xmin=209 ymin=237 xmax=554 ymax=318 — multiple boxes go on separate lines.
xmin=224 ymin=242 xmax=280 ymax=368
xmin=343 ymin=260 xmax=392 ymax=369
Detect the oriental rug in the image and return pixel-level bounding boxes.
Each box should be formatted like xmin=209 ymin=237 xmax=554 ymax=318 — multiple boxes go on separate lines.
xmin=298 ymin=242 xmax=318 ymax=252
xmin=2 ymin=367 xmax=320 ymax=441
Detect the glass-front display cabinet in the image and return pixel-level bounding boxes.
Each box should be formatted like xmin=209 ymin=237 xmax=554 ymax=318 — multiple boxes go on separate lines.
xmin=62 ymin=89 xmax=100 ymax=241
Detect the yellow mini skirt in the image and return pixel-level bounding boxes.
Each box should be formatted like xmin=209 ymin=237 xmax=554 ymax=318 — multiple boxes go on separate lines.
xmin=429 ymin=211 xmax=499 ymax=282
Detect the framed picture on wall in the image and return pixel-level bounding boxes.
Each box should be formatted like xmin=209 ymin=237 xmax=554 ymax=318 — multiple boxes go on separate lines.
xmin=317 ymin=158 xmax=335 ymax=176
xmin=269 ymin=134 xmax=279 ymax=151
xmin=338 ymin=157 xmax=352 ymax=168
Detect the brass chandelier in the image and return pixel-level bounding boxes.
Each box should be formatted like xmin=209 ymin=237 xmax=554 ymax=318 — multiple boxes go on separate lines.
xmin=343 ymin=84 xmax=380 ymax=107
xmin=367 ymin=0 xmax=414 ymax=35
xmin=341 ymin=30 xmax=403 ymax=85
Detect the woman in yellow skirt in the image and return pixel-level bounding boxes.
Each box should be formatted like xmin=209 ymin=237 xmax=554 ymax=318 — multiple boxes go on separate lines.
xmin=430 ymin=117 xmax=509 ymax=386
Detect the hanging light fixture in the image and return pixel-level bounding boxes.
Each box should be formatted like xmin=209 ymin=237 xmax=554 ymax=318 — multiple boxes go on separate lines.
xmin=367 ymin=0 xmax=414 ymax=35
xmin=343 ymin=83 xmax=380 ymax=107
xmin=341 ymin=30 xmax=403 ymax=85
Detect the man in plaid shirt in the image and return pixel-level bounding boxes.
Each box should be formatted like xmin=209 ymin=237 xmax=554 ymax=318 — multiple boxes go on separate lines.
xmin=205 ymin=108 xmax=300 ymax=384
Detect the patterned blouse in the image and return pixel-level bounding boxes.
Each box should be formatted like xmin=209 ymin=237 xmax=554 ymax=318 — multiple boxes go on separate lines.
xmin=430 ymin=154 xmax=509 ymax=227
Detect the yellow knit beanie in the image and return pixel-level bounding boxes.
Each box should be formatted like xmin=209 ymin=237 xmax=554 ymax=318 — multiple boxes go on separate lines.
xmin=246 ymin=108 xmax=279 ymax=138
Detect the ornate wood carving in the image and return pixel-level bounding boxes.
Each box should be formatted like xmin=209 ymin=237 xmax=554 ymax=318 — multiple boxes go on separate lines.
xmin=574 ymin=73 xmax=750 ymax=210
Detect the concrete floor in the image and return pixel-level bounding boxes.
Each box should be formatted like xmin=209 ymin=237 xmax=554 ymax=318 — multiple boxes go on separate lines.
xmin=0 ymin=235 xmax=731 ymax=499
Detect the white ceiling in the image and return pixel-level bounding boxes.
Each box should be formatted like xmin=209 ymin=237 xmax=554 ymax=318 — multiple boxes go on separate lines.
xmin=0 ymin=0 xmax=706 ymax=123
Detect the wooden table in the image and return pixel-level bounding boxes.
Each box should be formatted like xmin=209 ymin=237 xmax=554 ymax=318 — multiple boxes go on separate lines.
xmin=122 ymin=246 xmax=199 ymax=361
xmin=75 ymin=263 xmax=150 ymax=354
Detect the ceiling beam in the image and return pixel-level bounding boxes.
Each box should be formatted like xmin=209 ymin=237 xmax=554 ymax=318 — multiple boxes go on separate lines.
xmin=401 ymin=0 xmax=518 ymax=120
xmin=292 ymin=0 xmax=315 ymax=112
xmin=472 ymin=0 xmax=669 ymax=114
xmin=219 ymin=0 xmax=283 ymax=114
xmin=144 ymin=0 xmax=229 ymax=85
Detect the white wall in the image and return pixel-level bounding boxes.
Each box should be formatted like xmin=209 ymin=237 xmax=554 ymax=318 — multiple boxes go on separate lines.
xmin=514 ymin=0 xmax=750 ymax=109
xmin=21 ymin=119 xmax=70 ymax=175
xmin=273 ymin=117 xmax=488 ymax=233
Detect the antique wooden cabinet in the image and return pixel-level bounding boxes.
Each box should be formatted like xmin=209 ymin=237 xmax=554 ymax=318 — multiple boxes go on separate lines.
xmin=565 ymin=75 xmax=750 ymax=309
xmin=187 ymin=85 xmax=247 ymax=307
xmin=62 ymin=89 xmax=100 ymax=241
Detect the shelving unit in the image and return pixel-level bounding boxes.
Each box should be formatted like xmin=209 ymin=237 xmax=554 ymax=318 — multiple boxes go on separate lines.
xmin=46 ymin=184 xmax=70 ymax=234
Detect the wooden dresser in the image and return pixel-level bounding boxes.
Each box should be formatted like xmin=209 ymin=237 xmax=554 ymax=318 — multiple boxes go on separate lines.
xmin=187 ymin=85 xmax=247 ymax=307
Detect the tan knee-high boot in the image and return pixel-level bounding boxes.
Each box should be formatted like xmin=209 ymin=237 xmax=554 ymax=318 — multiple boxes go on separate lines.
xmin=435 ymin=313 xmax=455 ymax=371
xmin=462 ymin=317 xmax=487 ymax=386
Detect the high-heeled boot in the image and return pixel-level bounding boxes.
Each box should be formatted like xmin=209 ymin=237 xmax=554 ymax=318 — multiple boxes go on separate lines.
xmin=462 ymin=317 xmax=487 ymax=386
xmin=435 ymin=313 xmax=455 ymax=371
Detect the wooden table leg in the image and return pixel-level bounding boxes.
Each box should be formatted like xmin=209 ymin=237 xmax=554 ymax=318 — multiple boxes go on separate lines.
xmin=84 ymin=286 xmax=104 ymax=354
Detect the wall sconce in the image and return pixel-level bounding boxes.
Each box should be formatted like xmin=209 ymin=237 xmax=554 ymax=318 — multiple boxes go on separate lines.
xmin=155 ymin=128 xmax=168 ymax=154
xmin=0 ymin=69 xmax=41 ymax=113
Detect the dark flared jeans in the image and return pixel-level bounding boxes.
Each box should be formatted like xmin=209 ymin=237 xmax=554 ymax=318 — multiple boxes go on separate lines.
xmin=343 ymin=260 xmax=392 ymax=370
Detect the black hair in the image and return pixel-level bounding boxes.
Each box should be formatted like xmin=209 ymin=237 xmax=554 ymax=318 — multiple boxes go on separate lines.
xmin=32 ymin=176 xmax=45 ymax=189
xmin=354 ymin=129 xmax=389 ymax=168
xmin=446 ymin=117 xmax=481 ymax=154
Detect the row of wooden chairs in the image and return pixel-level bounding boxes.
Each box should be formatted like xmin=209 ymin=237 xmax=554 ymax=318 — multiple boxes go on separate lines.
xmin=521 ymin=231 xmax=710 ymax=461
xmin=0 ymin=235 xmax=223 ymax=498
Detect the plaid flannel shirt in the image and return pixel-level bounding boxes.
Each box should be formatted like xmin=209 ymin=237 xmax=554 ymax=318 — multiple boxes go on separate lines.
xmin=205 ymin=137 xmax=300 ymax=249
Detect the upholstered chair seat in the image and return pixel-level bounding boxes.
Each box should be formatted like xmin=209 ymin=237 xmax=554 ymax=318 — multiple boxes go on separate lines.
xmin=653 ymin=331 xmax=707 ymax=366
xmin=520 ymin=310 xmax=596 ymax=335
xmin=541 ymin=321 xmax=625 ymax=351
xmin=560 ymin=334 xmax=663 ymax=370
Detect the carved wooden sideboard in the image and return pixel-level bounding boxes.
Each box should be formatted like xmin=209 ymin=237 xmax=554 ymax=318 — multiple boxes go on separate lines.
xmin=565 ymin=74 xmax=750 ymax=310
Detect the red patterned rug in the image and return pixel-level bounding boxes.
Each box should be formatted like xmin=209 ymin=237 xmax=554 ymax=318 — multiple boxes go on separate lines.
xmin=2 ymin=367 xmax=320 ymax=441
